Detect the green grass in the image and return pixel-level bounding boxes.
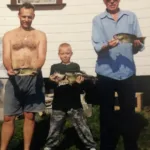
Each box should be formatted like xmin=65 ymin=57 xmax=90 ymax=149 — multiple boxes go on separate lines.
xmin=0 ymin=106 xmax=150 ymax=150
xmin=137 ymin=111 xmax=150 ymax=150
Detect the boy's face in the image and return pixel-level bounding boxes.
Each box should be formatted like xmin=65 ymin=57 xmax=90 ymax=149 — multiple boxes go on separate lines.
xmin=58 ymin=46 xmax=72 ymax=64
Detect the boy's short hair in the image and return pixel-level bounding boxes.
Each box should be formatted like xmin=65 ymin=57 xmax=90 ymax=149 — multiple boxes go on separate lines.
xmin=19 ymin=2 xmax=35 ymax=13
xmin=58 ymin=43 xmax=72 ymax=52
xmin=59 ymin=43 xmax=71 ymax=49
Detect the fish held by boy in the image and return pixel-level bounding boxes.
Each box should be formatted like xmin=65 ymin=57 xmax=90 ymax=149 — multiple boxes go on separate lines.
xmin=50 ymin=71 xmax=97 ymax=85
xmin=113 ymin=33 xmax=146 ymax=44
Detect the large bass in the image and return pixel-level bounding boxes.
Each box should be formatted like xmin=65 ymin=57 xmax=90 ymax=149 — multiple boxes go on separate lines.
xmin=50 ymin=71 xmax=97 ymax=85
xmin=113 ymin=33 xmax=146 ymax=44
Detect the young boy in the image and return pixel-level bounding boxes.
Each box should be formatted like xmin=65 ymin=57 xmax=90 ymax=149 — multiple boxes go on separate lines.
xmin=44 ymin=43 xmax=96 ymax=150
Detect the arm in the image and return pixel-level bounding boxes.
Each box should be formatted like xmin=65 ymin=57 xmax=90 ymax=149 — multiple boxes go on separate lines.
xmin=36 ymin=32 xmax=47 ymax=69
xmin=72 ymin=64 xmax=84 ymax=89
xmin=92 ymin=17 xmax=107 ymax=53
xmin=50 ymin=65 xmax=55 ymax=75
xmin=132 ymin=13 xmax=145 ymax=53
xmin=92 ymin=16 xmax=118 ymax=53
xmin=3 ymin=33 xmax=15 ymax=75
xmin=75 ymin=63 xmax=80 ymax=72
xmin=49 ymin=65 xmax=58 ymax=88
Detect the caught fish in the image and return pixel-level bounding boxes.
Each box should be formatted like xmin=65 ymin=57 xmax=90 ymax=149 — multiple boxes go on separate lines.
xmin=15 ymin=108 xmax=51 ymax=122
xmin=35 ymin=108 xmax=52 ymax=122
xmin=113 ymin=33 xmax=146 ymax=44
xmin=50 ymin=71 xmax=97 ymax=85
xmin=14 ymin=68 xmax=37 ymax=76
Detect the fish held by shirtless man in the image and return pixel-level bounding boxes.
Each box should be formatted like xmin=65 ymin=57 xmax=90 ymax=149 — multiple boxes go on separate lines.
xmin=0 ymin=2 xmax=47 ymax=150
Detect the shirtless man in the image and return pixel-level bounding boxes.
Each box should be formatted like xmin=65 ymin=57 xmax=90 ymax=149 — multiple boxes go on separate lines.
xmin=0 ymin=2 xmax=47 ymax=150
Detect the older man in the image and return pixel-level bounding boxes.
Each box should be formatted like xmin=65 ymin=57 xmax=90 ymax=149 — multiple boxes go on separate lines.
xmin=1 ymin=2 xmax=47 ymax=150
xmin=92 ymin=0 xmax=144 ymax=150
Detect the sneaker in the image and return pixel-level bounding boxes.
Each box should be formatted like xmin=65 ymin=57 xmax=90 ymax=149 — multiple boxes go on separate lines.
xmin=90 ymin=148 xmax=96 ymax=150
xmin=43 ymin=147 xmax=52 ymax=150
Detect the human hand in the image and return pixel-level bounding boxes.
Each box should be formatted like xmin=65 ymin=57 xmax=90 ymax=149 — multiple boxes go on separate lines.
xmin=76 ymin=76 xmax=84 ymax=84
xmin=49 ymin=74 xmax=59 ymax=82
xmin=133 ymin=40 xmax=141 ymax=47
xmin=49 ymin=73 xmax=65 ymax=83
xmin=7 ymin=69 xmax=16 ymax=76
xmin=31 ymin=70 xmax=38 ymax=76
xmin=107 ymin=38 xmax=119 ymax=48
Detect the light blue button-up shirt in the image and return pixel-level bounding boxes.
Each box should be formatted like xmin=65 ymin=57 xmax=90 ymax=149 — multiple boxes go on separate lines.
xmin=92 ymin=10 xmax=144 ymax=80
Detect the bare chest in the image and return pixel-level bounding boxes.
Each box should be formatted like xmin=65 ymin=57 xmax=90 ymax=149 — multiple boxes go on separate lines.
xmin=11 ymin=33 xmax=39 ymax=50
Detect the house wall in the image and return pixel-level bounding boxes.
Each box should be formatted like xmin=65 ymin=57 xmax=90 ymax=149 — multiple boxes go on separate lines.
xmin=0 ymin=0 xmax=149 ymax=77
xmin=0 ymin=0 xmax=150 ymax=118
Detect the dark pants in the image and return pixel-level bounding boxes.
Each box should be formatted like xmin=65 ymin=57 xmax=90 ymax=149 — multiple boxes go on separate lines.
xmin=96 ymin=75 xmax=138 ymax=150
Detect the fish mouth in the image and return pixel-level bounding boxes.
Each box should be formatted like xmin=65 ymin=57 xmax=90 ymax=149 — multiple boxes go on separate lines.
xmin=113 ymin=35 xmax=123 ymax=40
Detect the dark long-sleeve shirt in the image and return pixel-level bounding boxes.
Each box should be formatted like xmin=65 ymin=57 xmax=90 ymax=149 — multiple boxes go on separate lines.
xmin=49 ymin=62 xmax=83 ymax=110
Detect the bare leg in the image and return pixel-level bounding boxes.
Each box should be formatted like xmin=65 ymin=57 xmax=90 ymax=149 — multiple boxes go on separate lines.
xmin=23 ymin=112 xmax=35 ymax=150
xmin=0 ymin=116 xmax=16 ymax=150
